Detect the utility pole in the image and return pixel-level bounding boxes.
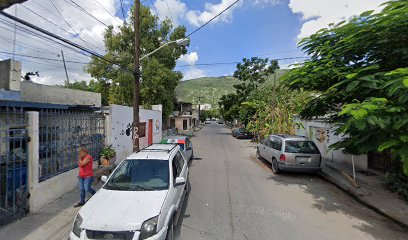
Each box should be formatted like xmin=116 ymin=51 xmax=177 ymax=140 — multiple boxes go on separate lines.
xmin=133 ymin=0 xmax=141 ymax=152
xmin=198 ymin=96 xmax=202 ymax=124
xmin=61 ymin=50 xmax=70 ymax=84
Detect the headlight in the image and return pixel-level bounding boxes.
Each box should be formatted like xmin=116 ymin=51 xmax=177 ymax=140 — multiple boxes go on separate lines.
xmin=139 ymin=216 xmax=158 ymax=239
xmin=72 ymin=213 xmax=83 ymax=237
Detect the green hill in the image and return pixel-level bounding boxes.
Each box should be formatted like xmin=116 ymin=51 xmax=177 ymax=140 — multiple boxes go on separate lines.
xmin=176 ymin=76 xmax=239 ymax=107
xmin=176 ymin=70 xmax=289 ymax=108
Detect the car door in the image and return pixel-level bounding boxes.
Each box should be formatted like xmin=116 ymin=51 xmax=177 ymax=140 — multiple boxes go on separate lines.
xmin=264 ymin=137 xmax=274 ymax=163
xmin=258 ymin=137 xmax=268 ymax=159
xmin=271 ymin=137 xmax=283 ymax=161
xmin=174 ymin=151 xmax=186 ymax=210
xmin=184 ymin=138 xmax=193 ymax=160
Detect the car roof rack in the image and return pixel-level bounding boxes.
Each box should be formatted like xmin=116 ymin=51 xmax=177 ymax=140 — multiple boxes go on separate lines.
xmin=140 ymin=144 xmax=178 ymax=153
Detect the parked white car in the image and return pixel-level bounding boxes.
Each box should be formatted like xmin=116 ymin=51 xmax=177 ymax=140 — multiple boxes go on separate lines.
xmin=70 ymin=144 xmax=190 ymax=240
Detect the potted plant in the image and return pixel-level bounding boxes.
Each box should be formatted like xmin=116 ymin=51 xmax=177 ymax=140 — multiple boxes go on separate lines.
xmin=100 ymin=145 xmax=116 ymax=166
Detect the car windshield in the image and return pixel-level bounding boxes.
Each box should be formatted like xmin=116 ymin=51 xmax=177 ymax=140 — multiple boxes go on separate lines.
xmin=285 ymin=140 xmax=320 ymax=154
xmin=104 ymin=159 xmax=169 ymax=191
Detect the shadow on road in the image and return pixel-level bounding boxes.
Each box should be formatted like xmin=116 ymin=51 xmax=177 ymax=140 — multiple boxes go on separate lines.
xmin=253 ymin=155 xmax=408 ymax=239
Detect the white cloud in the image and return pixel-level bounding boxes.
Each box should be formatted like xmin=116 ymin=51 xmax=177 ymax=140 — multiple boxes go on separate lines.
xmin=178 ymin=52 xmax=199 ymax=65
xmin=182 ymin=67 xmax=206 ymax=80
xmin=254 ymin=0 xmax=281 ymax=6
xmin=289 ymin=0 xmax=387 ymax=39
xmin=153 ymin=0 xmax=187 ymax=25
xmin=1 ymin=0 xmax=124 ymax=85
xmin=185 ymin=0 xmax=244 ymax=27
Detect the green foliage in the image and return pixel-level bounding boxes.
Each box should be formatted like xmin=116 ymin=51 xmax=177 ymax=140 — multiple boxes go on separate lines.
xmin=386 ymin=160 xmax=408 ymax=201
xmin=176 ymin=76 xmax=239 ymax=107
xmin=244 ymin=81 xmax=311 ymax=138
xmin=199 ymin=109 xmax=219 ymax=122
xmin=219 ymin=58 xmax=280 ymax=123
xmin=86 ymin=4 xmax=188 ymax=119
xmin=64 ymin=80 xmax=110 ymax=106
xmin=283 ymin=0 xmax=408 ymax=175
xmin=100 ymin=145 xmax=116 ymax=159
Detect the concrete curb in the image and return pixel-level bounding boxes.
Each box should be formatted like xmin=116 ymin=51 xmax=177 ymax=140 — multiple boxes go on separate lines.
xmin=318 ymin=171 xmax=408 ymax=230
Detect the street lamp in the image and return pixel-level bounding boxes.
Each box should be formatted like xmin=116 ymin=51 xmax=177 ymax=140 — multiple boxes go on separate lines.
xmin=140 ymin=38 xmax=190 ymax=61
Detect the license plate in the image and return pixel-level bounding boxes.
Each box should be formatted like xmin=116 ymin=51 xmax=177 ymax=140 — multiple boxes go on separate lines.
xmin=296 ymin=157 xmax=311 ymax=163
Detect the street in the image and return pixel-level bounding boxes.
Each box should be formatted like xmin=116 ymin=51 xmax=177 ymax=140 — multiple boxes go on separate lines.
xmin=177 ymin=123 xmax=407 ymax=240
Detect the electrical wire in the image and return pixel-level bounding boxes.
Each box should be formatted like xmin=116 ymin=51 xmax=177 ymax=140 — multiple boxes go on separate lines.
xmin=0 ymin=11 xmax=132 ymax=73
xmin=175 ymin=57 xmax=309 ymax=68
xmin=64 ymin=0 xmax=109 ymax=27
xmin=187 ymin=0 xmax=241 ymax=37
xmin=49 ymin=0 xmax=104 ymax=53
xmin=0 ymin=51 xmax=89 ymax=64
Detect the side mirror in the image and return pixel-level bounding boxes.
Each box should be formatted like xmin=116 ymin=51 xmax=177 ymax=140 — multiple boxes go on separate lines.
xmin=101 ymin=175 xmax=108 ymax=183
xmin=186 ymin=147 xmax=192 ymax=151
xmin=174 ymin=177 xmax=186 ymax=187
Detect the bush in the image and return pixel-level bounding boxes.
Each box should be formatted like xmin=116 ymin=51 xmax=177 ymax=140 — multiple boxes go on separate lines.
xmin=386 ymin=160 xmax=408 ymax=201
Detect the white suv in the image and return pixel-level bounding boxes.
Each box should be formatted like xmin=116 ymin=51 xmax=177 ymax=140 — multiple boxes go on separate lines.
xmin=70 ymin=144 xmax=190 ymax=240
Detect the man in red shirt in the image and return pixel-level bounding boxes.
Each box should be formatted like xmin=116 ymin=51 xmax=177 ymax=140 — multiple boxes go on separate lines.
xmin=74 ymin=148 xmax=96 ymax=207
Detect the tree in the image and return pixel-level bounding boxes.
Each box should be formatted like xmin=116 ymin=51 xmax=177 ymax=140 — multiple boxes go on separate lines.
xmin=86 ymin=4 xmax=188 ymax=119
xmin=219 ymin=58 xmax=279 ymax=123
xmin=233 ymin=57 xmax=279 ymax=100
xmin=64 ymin=80 xmax=110 ymax=106
xmin=283 ymin=1 xmax=408 ymax=173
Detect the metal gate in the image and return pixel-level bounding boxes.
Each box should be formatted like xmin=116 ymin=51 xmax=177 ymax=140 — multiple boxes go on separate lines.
xmin=38 ymin=109 xmax=105 ymax=181
xmin=0 ymin=107 xmax=29 ymax=226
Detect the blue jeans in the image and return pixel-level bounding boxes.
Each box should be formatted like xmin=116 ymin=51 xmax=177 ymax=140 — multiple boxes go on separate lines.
xmin=78 ymin=177 xmax=96 ymax=203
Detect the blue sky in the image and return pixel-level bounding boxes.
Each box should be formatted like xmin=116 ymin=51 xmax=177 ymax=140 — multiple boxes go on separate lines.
xmin=1 ymin=0 xmax=387 ymax=83
xmin=144 ymin=0 xmax=387 ymax=80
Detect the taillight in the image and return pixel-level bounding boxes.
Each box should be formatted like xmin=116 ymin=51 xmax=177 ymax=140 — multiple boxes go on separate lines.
xmin=279 ymin=154 xmax=286 ymax=162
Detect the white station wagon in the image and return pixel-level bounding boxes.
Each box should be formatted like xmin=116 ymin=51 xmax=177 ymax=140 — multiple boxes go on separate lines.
xmin=70 ymin=144 xmax=190 ymax=240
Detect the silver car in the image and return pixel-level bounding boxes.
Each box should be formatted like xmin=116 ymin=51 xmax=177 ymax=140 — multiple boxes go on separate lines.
xmin=256 ymin=134 xmax=322 ymax=174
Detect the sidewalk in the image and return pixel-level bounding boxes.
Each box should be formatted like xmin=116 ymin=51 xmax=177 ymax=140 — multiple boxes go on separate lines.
xmin=319 ymin=160 xmax=408 ymax=229
xmin=0 ymin=182 xmax=102 ymax=240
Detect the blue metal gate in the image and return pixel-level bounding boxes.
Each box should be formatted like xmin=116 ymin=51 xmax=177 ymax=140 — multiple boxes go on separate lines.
xmin=0 ymin=107 xmax=29 ymax=226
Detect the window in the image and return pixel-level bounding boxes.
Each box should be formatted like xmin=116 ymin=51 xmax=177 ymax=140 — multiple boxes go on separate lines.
xmin=139 ymin=122 xmax=146 ymax=138
xmin=266 ymin=138 xmax=273 ymax=148
xmin=185 ymin=138 xmax=191 ymax=149
xmin=174 ymin=151 xmax=184 ymax=177
xmin=170 ymin=119 xmax=176 ymax=128
xmin=183 ymin=120 xmax=188 ymax=130
xmin=103 ymin=159 xmax=169 ymax=191
xmin=273 ymin=138 xmax=282 ymax=150
xmin=285 ymin=141 xmax=320 ymax=154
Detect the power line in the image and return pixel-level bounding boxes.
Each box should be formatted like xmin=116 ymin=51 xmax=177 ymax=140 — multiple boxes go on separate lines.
xmin=119 ymin=0 xmax=127 ymax=24
xmin=187 ymin=0 xmax=241 ymax=37
xmin=64 ymin=0 xmax=109 ymax=27
xmin=49 ymin=0 xmax=103 ymax=53
xmin=0 ymin=51 xmax=89 ymax=64
xmin=0 ymin=16 xmax=93 ymax=59
xmin=175 ymin=57 xmax=309 ymax=68
xmin=164 ymin=0 xmax=175 ymax=24
xmin=0 ymin=11 xmax=133 ymax=73
xmin=30 ymin=0 xmax=103 ymax=49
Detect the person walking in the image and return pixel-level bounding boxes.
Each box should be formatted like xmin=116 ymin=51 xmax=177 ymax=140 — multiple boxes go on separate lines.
xmin=74 ymin=148 xmax=96 ymax=208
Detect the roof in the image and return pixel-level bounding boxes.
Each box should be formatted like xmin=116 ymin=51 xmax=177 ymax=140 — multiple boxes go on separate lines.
xmin=126 ymin=144 xmax=179 ymax=160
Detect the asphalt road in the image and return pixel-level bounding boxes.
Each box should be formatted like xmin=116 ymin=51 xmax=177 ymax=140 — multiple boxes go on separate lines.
xmin=177 ymin=123 xmax=408 ymax=240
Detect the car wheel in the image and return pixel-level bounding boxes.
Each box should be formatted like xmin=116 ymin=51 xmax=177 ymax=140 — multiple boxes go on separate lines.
xmin=166 ymin=217 xmax=175 ymax=240
xmin=271 ymin=158 xmax=281 ymax=174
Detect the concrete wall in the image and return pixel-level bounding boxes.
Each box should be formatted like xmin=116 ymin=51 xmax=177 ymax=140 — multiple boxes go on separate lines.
xmin=295 ymin=118 xmax=368 ymax=170
xmin=27 ymin=111 xmax=100 ymax=212
xmin=108 ymin=105 xmax=162 ymax=165
xmin=0 ymin=60 xmax=21 ymax=91
xmin=20 ymin=81 xmax=101 ymax=107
